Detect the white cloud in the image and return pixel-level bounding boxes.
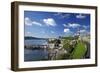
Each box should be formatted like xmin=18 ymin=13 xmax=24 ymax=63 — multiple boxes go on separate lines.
xmin=32 ymin=21 xmax=42 ymax=26
xmin=63 ymin=24 xmax=67 ymax=27
xmin=76 ymin=14 xmax=86 ymax=19
xmin=83 ymin=25 xmax=89 ymax=29
xmin=27 ymin=32 xmax=31 ymax=34
xmin=79 ymin=30 xmax=86 ymax=33
xmin=54 ymin=13 xmax=62 ymax=16
xmin=25 ymin=17 xmax=42 ymax=26
xmin=25 ymin=31 xmax=32 ymax=36
xmin=61 ymin=14 xmax=70 ymax=18
xmin=64 ymin=28 xmax=70 ymax=33
xmin=43 ymin=18 xmax=56 ymax=26
xmin=54 ymin=13 xmax=70 ymax=19
xmin=68 ymin=23 xmax=80 ymax=28
xmin=25 ymin=17 xmax=33 ymax=26
xmin=79 ymin=29 xmax=90 ymax=36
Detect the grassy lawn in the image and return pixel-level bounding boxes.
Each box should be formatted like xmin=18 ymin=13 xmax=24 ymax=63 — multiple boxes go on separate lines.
xmin=70 ymin=41 xmax=87 ymax=59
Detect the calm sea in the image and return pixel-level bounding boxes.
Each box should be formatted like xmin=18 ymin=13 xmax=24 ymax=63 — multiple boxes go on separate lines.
xmin=24 ymin=39 xmax=49 ymax=61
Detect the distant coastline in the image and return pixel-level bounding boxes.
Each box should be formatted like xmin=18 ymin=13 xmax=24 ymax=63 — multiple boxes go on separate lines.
xmin=24 ymin=36 xmax=48 ymax=40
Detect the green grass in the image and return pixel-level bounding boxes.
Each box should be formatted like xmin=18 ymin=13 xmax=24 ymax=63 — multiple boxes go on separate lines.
xmin=70 ymin=41 xmax=87 ymax=59
xmin=62 ymin=36 xmax=78 ymax=40
xmin=62 ymin=37 xmax=74 ymax=40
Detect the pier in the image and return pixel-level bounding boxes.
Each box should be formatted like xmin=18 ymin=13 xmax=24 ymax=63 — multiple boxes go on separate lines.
xmin=24 ymin=45 xmax=49 ymax=50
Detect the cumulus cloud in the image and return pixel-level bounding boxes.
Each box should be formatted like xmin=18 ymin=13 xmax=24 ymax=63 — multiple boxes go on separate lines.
xmin=63 ymin=24 xmax=67 ymax=27
xmin=43 ymin=18 xmax=57 ymax=26
xmin=64 ymin=28 xmax=70 ymax=33
xmin=25 ymin=17 xmax=33 ymax=26
xmin=61 ymin=14 xmax=70 ymax=18
xmin=68 ymin=23 xmax=80 ymax=28
xmin=54 ymin=13 xmax=70 ymax=19
xmin=32 ymin=21 xmax=42 ymax=26
xmin=76 ymin=14 xmax=86 ymax=19
xmin=79 ymin=29 xmax=90 ymax=36
xmin=25 ymin=17 xmax=42 ymax=26
xmin=79 ymin=30 xmax=86 ymax=33
xmin=83 ymin=25 xmax=89 ymax=29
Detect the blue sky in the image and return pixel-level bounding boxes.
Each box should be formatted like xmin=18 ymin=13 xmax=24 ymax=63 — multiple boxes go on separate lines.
xmin=24 ymin=11 xmax=90 ymax=38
